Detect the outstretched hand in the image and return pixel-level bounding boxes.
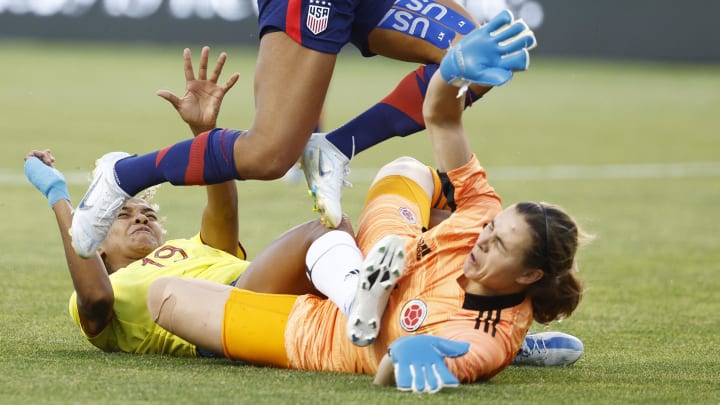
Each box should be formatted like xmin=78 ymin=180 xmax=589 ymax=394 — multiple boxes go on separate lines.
xmin=388 ymin=334 xmax=470 ymax=394
xmin=156 ymin=46 xmax=240 ymax=136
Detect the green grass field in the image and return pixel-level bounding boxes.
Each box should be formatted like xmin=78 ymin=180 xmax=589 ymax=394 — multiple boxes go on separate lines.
xmin=1 ymin=40 xmax=719 ymax=404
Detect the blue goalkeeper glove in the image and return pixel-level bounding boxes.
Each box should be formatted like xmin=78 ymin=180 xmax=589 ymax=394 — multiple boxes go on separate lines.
xmin=24 ymin=157 xmax=70 ymax=207
xmin=388 ymin=335 xmax=470 ymax=394
xmin=440 ymin=9 xmax=537 ymax=90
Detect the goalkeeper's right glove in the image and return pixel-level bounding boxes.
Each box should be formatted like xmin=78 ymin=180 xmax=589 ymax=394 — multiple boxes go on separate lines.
xmin=24 ymin=157 xmax=70 ymax=207
xmin=440 ymin=9 xmax=537 ymax=90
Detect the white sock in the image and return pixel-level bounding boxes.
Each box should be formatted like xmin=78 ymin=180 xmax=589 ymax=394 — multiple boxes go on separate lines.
xmin=305 ymin=230 xmax=362 ymax=315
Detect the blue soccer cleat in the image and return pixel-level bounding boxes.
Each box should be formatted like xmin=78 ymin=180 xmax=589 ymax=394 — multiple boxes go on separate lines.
xmin=512 ymin=331 xmax=584 ymax=366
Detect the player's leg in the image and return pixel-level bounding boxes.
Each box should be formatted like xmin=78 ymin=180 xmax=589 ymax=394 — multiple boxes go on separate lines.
xmin=326 ymin=0 xmax=499 ymax=159
xmin=322 ymin=0 xmax=536 ymax=162
xmin=70 ymin=41 xmax=333 ymax=256
xmin=346 ymin=157 xmax=435 ymax=346
xmin=366 ymin=0 xmax=480 ymax=64
xmin=234 ymin=217 xmax=353 ymax=296
xmin=236 ymin=214 xmax=369 ymax=316
xmin=302 ymin=64 xmax=485 ymax=229
xmin=71 ymin=0 xmax=355 ymax=256
xmin=147 ymin=277 xmax=233 ymax=356
xmin=301 ymin=0 xmax=489 ymax=228
xmin=234 ymin=31 xmax=336 ymax=180
xmin=147 ymin=278 xmax=296 ymax=366
xmin=355 ymin=156 xmax=436 ymax=249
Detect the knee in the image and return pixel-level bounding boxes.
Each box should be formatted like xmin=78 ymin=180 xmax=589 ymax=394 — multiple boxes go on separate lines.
xmin=372 ymin=156 xmax=434 ymax=197
xmin=374 ymin=156 xmax=426 ymax=180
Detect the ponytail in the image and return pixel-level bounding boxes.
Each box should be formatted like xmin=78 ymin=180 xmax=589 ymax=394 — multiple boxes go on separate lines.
xmin=515 ymin=202 xmax=591 ymax=324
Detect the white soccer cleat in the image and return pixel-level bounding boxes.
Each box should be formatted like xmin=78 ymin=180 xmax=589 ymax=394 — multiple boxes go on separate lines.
xmin=70 ymin=152 xmax=132 ymax=258
xmin=511 ymin=331 xmax=584 ymax=366
xmin=300 ymin=133 xmax=350 ymax=229
xmin=347 ymin=235 xmax=406 ymax=347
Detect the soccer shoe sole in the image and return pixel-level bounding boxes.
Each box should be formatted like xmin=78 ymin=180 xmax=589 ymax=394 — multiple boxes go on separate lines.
xmin=347 ymin=235 xmax=406 ymax=347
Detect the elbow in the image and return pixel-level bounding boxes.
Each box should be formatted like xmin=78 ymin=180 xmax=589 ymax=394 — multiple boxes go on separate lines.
xmin=77 ymin=291 xmax=114 ymax=320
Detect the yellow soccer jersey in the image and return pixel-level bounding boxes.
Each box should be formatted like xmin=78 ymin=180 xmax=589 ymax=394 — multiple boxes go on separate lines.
xmin=69 ymin=234 xmax=249 ymax=356
xmin=285 ymin=157 xmax=533 ymax=382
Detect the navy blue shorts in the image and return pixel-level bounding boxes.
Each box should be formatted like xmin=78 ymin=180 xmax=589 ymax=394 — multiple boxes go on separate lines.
xmin=257 ymin=0 xmax=477 ymax=56
xmin=257 ymin=0 xmax=395 ymax=55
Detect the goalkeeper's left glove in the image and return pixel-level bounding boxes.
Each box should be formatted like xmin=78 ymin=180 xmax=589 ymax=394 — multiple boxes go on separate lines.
xmin=388 ymin=334 xmax=470 ymax=394
xmin=440 ymin=9 xmax=537 ymax=91
xmin=24 ymin=157 xmax=70 ymax=207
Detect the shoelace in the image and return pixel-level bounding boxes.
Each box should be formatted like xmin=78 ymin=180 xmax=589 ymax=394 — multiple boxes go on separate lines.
xmin=519 ymin=335 xmax=548 ymax=358
xmin=342 ymin=166 xmax=352 ymax=188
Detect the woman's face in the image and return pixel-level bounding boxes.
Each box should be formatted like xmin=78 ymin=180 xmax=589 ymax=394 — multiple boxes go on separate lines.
xmin=463 ymin=204 xmax=540 ymax=295
xmin=99 ymin=198 xmax=164 ymax=271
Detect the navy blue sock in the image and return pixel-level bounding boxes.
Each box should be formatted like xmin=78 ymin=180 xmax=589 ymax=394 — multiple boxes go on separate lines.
xmin=114 ymin=128 xmax=243 ymax=195
xmin=326 ymin=64 xmax=481 ymax=158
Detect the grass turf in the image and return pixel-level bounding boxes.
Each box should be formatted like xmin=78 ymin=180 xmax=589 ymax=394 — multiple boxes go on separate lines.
xmin=1 ymin=40 xmax=719 ymax=403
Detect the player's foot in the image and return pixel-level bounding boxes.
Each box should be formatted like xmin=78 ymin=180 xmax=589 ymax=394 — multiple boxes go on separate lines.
xmin=511 ymin=332 xmax=584 ymax=366
xmin=300 ymin=133 xmax=350 ymax=229
xmin=70 ymin=152 xmax=132 ymax=258
xmin=347 ymin=235 xmax=406 ymax=347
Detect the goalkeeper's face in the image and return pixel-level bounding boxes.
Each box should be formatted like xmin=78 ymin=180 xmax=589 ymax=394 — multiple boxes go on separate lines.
xmin=100 ymin=198 xmax=165 ymax=268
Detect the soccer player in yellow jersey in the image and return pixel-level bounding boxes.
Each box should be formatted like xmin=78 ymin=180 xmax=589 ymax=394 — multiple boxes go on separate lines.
xmin=146 ymin=25 xmax=588 ymax=393
xmin=23 ymin=47 xmax=253 ymax=356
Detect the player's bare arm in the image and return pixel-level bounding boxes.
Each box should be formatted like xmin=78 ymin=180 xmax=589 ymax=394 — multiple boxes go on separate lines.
xmin=24 ymin=149 xmax=114 ymax=336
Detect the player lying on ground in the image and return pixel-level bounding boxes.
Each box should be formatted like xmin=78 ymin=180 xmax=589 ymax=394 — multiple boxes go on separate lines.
xmin=145 ymin=35 xmax=589 ymax=393
xmin=25 ymin=42 xmax=583 ymax=367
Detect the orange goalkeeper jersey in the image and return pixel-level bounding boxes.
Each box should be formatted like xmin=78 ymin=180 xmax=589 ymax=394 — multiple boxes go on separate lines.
xmin=285 ymin=156 xmax=533 ymax=382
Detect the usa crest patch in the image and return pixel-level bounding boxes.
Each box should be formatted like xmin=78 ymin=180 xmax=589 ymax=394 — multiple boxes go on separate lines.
xmin=306 ymin=0 xmax=331 ymax=35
